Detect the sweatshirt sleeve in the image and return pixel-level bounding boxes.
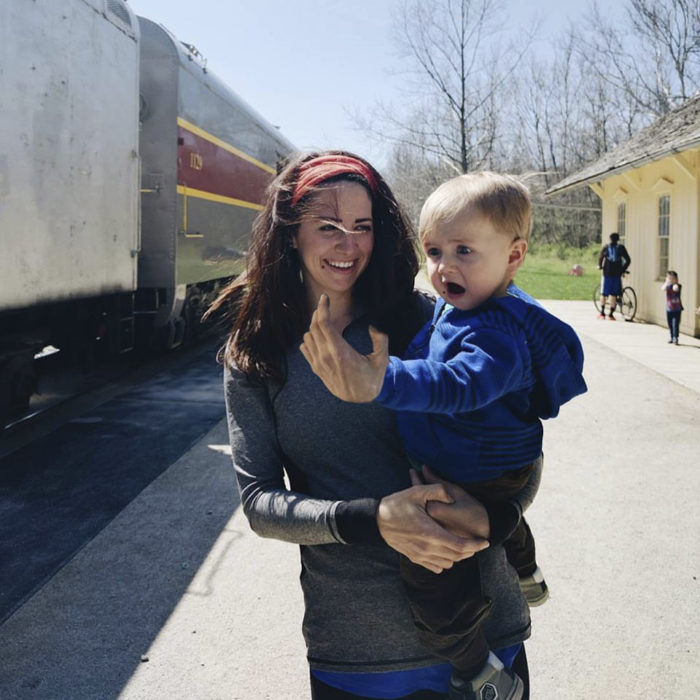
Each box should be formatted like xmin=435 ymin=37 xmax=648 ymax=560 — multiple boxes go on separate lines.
xmin=376 ymin=327 xmax=526 ymax=414
xmin=225 ymin=366 xmax=382 ymax=545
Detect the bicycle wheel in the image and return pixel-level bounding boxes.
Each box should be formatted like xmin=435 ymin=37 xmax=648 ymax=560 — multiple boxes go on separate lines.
xmin=620 ymin=286 xmax=637 ymax=321
xmin=593 ymin=284 xmax=602 ymax=314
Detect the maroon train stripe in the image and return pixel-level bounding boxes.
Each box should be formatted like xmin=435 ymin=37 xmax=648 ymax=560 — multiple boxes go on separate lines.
xmin=177 ymin=125 xmax=273 ymax=205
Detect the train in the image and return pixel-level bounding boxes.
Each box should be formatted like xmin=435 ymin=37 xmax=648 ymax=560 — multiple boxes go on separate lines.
xmin=0 ymin=0 xmax=295 ymax=423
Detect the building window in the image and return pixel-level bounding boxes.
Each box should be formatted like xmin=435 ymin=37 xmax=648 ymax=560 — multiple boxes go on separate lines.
xmin=616 ymin=202 xmax=626 ymax=243
xmin=657 ymin=194 xmax=670 ymax=279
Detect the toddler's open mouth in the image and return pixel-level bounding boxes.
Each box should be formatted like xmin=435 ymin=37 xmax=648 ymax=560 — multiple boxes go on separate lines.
xmin=446 ymin=282 xmax=465 ymax=295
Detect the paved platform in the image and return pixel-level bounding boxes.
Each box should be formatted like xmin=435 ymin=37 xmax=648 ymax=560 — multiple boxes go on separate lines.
xmin=0 ymin=302 xmax=698 ymax=699
xmin=0 ymin=346 xmax=225 ymax=624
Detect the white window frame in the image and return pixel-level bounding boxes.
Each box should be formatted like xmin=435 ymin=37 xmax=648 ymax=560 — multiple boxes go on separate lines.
xmin=616 ymin=202 xmax=626 ymax=244
xmin=657 ymin=194 xmax=670 ymax=280
xmin=652 ymin=177 xmax=673 ymax=281
xmin=612 ymin=187 xmax=628 ymax=246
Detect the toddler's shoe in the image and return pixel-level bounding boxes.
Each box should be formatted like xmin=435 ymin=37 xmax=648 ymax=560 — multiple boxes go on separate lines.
xmin=519 ymin=566 xmax=549 ymax=606
xmin=597 ymin=313 xmax=605 ymax=319
xmin=607 ymin=314 xmax=616 ymax=320
xmin=447 ymin=652 xmax=523 ymax=700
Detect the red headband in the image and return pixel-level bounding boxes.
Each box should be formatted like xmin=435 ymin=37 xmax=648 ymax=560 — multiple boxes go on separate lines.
xmin=291 ymin=155 xmax=379 ymax=206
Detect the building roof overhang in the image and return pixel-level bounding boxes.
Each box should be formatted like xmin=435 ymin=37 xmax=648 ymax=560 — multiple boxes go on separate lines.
xmin=545 ymin=95 xmax=700 ymax=197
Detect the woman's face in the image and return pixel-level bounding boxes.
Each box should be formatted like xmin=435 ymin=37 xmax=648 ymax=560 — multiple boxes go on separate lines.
xmin=294 ymin=181 xmax=374 ymax=305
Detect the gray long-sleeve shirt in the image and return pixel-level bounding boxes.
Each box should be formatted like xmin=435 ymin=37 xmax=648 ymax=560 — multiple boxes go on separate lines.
xmin=225 ymin=312 xmax=536 ymax=673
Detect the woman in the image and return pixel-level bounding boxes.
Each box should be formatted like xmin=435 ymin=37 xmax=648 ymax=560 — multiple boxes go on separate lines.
xmin=209 ymin=151 xmax=536 ymax=699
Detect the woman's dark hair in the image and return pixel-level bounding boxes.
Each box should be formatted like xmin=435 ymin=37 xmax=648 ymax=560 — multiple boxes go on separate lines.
xmin=205 ymin=150 xmax=420 ymax=382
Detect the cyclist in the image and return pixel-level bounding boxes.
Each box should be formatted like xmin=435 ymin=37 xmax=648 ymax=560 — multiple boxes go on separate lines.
xmin=598 ymin=232 xmax=631 ymax=320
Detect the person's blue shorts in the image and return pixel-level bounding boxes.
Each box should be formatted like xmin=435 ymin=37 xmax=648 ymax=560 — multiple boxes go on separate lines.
xmin=602 ymin=276 xmax=622 ymax=297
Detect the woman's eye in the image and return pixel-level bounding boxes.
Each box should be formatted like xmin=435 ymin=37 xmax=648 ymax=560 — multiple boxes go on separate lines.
xmin=457 ymin=245 xmax=472 ymax=255
xmin=355 ymin=225 xmax=372 ymax=233
xmin=319 ymin=224 xmax=339 ymax=233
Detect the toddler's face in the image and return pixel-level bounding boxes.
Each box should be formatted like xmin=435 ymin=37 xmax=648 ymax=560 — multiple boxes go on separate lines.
xmin=421 ymin=206 xmax=525 ymax=311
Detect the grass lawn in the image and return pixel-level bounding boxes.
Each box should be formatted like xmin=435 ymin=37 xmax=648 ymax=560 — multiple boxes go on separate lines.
xmin=514 ymin=245 xmax=600 ymax=300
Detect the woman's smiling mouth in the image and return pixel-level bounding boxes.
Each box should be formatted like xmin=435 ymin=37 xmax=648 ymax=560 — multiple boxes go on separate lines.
xmin=325 ymin=259 xmax=356 ymax=270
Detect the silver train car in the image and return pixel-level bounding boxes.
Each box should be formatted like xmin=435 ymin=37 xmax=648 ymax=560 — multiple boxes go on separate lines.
xmin=0 ymin=0 xmax=294 ymax=422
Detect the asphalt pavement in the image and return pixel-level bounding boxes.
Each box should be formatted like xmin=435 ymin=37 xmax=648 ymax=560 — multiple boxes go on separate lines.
xmin=0 ymin=301 xmax=698 ymax=699
xmin=0 ymin=346 xmax=225 ymax=624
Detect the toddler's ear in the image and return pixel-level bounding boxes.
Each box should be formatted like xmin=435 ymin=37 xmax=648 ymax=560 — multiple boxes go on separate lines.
xmin=508 ymin=238 xmax=528 ymax=271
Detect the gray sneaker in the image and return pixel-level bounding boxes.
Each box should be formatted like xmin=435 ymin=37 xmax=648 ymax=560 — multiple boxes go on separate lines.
xmin=519 ymin=566 xmax=549 ymax=607
xmin=447 ymin=652 xmax=524 ymax=700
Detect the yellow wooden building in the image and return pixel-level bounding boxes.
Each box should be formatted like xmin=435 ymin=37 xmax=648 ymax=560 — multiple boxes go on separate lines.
xmin=548 ymin=97 xmax=700 ymax=337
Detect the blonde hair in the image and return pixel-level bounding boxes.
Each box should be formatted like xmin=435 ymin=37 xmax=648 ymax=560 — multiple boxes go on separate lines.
xmin=419 ymin=171 xmax=532 ymax=243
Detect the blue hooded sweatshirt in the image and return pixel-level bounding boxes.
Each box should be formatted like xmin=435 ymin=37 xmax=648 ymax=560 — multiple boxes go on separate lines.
xmin=376 ymin=284 xmax=587 ymax=482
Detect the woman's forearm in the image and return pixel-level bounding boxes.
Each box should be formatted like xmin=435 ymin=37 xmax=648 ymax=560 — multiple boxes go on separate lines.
xmin=242 ymin=487 xmax=343 ymax=544
xmin=243 ymin=487 xmax=385 ymax=545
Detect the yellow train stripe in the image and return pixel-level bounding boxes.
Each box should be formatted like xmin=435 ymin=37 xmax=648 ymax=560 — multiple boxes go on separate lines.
xmin=177 ymin=117 xmax=276 ymax=175
xmin=177 ymin=185 xmax=264 ymax=211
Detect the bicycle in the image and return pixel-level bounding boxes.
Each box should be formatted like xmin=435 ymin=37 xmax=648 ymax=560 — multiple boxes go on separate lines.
xmin=593 ymin=271 xmax=637 ymax=321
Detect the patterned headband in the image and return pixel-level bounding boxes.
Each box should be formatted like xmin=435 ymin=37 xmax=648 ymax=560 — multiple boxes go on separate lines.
xmin=291 ymin=155 xmax=379 ymax=206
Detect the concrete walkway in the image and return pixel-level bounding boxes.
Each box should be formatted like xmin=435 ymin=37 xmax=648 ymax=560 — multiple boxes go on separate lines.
xmin=532 ymin=302 xmax=700 ymax=698
xmin=0 ymin=302 xmax=698 ymax=699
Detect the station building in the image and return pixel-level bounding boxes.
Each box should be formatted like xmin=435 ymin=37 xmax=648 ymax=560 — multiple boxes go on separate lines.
xmin=547 ymin=95 xmax=700 ymax=337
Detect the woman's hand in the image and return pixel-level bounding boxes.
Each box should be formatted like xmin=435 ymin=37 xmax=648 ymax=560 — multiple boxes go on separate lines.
xmin=377 ymin=480 xmax=489 ymax=574
xmin=416 ymin=466 xmax=490 ymax=541
xmin=300 ymin=294 xmax=388 ymax=403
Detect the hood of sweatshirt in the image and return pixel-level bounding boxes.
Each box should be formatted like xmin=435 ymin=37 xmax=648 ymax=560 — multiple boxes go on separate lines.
xmin=489 ymin=284 xmax=587 ymax=419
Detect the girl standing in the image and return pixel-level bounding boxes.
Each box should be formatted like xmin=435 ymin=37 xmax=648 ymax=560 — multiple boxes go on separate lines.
xmin=662 ymin=271 xmax=683 ymax=344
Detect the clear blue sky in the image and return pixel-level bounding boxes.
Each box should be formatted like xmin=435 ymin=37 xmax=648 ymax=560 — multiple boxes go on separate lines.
xmin=126 ymin=0 xmax=591 ymax=168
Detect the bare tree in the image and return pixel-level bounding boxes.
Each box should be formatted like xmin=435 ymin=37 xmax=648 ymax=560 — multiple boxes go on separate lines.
xmin=385 ymin=144 xmax=455 ymax=227
xmin=360 ymin=0 xmax=532 ymax=175
xmin=375 ymin=0 xmax=700 ymax=250
xmin=514 ymin=42 xmax=578 ymax=188
xmin=510 ymin=35 xmax=613 ymax=246
xmin=576 ymin=0 xmax=700 ymax=116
